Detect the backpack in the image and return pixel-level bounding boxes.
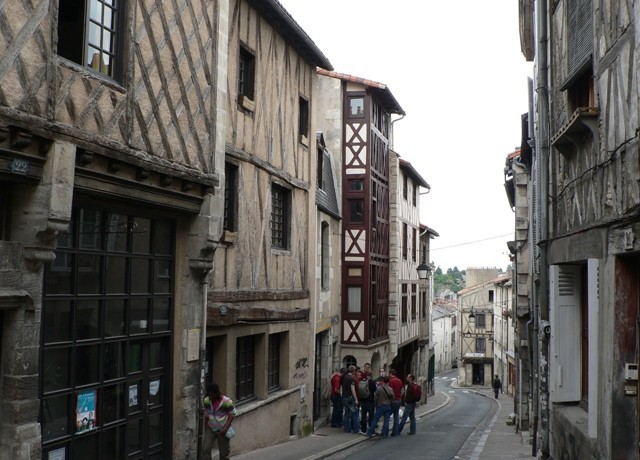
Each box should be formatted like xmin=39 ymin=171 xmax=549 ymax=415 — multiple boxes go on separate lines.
xmin=413 ymin=383 xmax=422 ymax=401
xmin=358 ymin=379 xmax=371 ymax=399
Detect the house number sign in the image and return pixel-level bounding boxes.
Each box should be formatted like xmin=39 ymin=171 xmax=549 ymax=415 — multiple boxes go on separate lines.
xmin=10 ymin=158 xmax=30 ymax=175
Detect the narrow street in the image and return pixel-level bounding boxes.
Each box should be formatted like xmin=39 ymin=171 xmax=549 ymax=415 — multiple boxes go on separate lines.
xmin=325 ymin=371 xmax=494 ymax=460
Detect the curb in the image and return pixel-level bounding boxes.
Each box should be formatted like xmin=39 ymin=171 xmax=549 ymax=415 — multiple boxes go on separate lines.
xmin=300 ymin=391 xmax=452 ymax=460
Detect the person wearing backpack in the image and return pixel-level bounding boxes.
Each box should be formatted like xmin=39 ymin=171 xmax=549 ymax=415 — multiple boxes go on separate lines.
xmin=365 ymin=375 xmax=394 ymax=438
xmin=358 ymin=370 xmax=376 ymax=433
xmin=398 ymin=373 xmax=420 ymax=435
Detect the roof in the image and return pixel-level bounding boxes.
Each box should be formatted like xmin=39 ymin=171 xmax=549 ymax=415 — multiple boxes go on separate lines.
xmin=457 ymin=274 xmax=511 ymax=295
xmin=433 ymin=305 xmax=455 ymax=320
xmin=248 ymin=0 xmax=333 ymax=70
xmin=399 ymin=157 xmax=430 ymax=189
xmin=316 ymin=68 xmax=404 ymax=115
xmin=420 ymin=223 xmax=440 ymax=237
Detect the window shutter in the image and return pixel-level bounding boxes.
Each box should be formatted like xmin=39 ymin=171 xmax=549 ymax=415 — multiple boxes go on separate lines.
xmin=567 ymin=0 xmax=593 ymax=79
xmin=550 ymin=264 xmax=582 ymax=402
xmin=587 ymin=259 xmax=599 ymax=437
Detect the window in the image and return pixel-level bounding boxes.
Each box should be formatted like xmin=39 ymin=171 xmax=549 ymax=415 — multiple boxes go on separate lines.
xmin=412 ymin=184 xmax=418 ymax=206
xmin=236 ymin=335 xmax=255 ymax=401
xmin=349 ymin=97 xmax=364 ymax=117
xmin=347 ymin=286 xmax=361 ymax=313
xmin=268 ymin=334 xmax=281 ymax=391
xmin=349 ymin=180 xmax=364 ymax=192
xmin=321 ymin=222 xmax=329 ymax=290
xmin=549 ymin=261 xmax=598 ymax=428
xmin=402 ymin=175 xmax=408 ymax=200
xmin=488 ymin=290 xmax=494 ymax=303
xmin=224 ymin=163 xmax=238 ymax=232
xmin=402 ymin=223 xmax=408 ymax=260
xmin=271 ymin=184 xmax=290 ymax=249
xmin=58 ymin=0 xmax=126 ymax=81
xmin=412 ymin=228 xmax=417 ymax=262
xmin=475 ymin=313 xmax=486 ymax=329
xmin=349 ymin=200 xmax=364 ymax=223
xmin=476 ymin=338 xmax=486 ymax=353
xmin=238 ymin=45 xmax=255 ymax=103
xmin=401 ymin=284 xmax=408 ymax=324
xmin=411 ymin=284 xmax=417 ymax=320
xmin=317 ymin=149 xmax=325 ymax=190
xmin=299 ymin=97 xmax=309 ymax=144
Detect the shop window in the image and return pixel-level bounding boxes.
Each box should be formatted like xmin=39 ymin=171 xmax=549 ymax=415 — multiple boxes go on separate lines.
xmin=236 ymin=335 xmax=255 ymax=402
xmin=57 ymin=0 xmax=126 ymax=81
xmin=268 ymin=333 xmax=282 ymax=392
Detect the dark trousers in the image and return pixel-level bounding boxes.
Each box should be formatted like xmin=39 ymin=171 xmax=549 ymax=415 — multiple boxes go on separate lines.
xmin=330 ymin=394 xmax=343 ymax=427
xmin=391 ymin=399 xmax=401 ymax=435
xmin=398 ymin=402 xmax=416 ymax=434
xmin=360 ymin=399 xmax=374 ymax=432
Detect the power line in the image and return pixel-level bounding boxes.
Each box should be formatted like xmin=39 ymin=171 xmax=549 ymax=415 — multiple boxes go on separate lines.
xmin=431 ymin=233 xmax=512 ymax=251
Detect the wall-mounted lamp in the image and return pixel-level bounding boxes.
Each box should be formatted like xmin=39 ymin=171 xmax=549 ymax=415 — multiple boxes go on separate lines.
xmin=469 ymin=310 xmax=476 ymax=326
xmin=417 ymin=263 xmax=432 ymax=280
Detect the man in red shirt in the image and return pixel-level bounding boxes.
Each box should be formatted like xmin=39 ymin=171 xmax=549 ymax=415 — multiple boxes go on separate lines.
xmin=330 ymin=368 xmax=344 ymax=427
xmin=387 ymin=369 xmax=404 ymax=436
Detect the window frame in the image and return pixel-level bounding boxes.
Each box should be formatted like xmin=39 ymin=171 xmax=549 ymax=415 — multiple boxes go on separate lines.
xmin=270 ymin=184 xmax=290 ymax=250
xmin=267 ymin=333 xmax=281 ymax=392
xmin=238 ymin=45 xmax=256 ymax=109
xmin=298 ymin=96 xmax=309 ymax=145
xmin=224 ymin=163 xmax=238 ymax=232
xmin=236 ymin=335 xmax=256 ymax=402
xmin=57 ymin=0 xmax=127 ymax=82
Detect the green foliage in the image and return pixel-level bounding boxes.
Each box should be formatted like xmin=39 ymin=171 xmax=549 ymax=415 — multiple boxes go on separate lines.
xmin=434 ymin=266 xmax=465 ymax=294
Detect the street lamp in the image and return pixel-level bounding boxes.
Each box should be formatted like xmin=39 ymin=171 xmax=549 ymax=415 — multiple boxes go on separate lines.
xmin=417 ymin=263 xmax=431 ymax=280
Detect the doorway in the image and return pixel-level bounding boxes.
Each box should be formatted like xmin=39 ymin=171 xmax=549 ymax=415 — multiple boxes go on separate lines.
xmin=472 ymin=363 xmax=484 ymax=385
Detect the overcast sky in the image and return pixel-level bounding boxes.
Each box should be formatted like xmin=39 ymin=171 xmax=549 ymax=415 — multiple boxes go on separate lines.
xmin=278 ymin=0 xmax=533 ymax=271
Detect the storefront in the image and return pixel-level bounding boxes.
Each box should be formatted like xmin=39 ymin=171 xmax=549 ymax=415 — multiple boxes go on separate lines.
xmin=40 ymin=203 xmax=175 ymax=460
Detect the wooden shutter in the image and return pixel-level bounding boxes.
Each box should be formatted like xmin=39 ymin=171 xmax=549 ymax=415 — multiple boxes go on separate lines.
xmin=550 ymin=264 xmax=582 ymax=402
xmin=567 ymin=0 xmax=593 ymax=79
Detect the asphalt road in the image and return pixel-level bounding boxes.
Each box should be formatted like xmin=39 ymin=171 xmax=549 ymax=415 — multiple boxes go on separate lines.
xmin=325 ymin=372 xmax=493 ymax=460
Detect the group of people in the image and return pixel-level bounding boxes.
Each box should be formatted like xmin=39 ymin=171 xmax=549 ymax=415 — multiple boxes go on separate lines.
xmin=330 ymin=363 xmax=423 ymax=438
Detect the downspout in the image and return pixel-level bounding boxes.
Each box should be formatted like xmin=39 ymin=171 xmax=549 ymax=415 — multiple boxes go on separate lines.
xmin=197 ymin=266 xmax=214 ymax=460
xmin=390 ymin=114 xmax=405 ymax=150
xmin=535 ymin=0 xmax=551 ymax=457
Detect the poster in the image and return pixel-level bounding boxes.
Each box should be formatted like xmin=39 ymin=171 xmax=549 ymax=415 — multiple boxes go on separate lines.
xmin=48 ymin=447 xmax=65 ymax=460
xmin=76 ymin=389 xmax=97 ymax=433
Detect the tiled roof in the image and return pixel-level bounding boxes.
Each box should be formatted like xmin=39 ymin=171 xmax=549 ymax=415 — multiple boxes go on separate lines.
xmin=399 ymin=157 xmax=430 ymax=189
xmin=317 ymin=68 xmax=405 ymax=115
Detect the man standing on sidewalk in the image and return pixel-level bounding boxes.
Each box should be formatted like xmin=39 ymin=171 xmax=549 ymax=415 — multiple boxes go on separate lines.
xmin=330 ymin=368 xmax=344 ymax=428
xmin=387 ymin=369 xmax=404 ymax=436
xmin=358 ymin=370 xmax=375 ymax=433
xmin=341 ymin=365 xmax=360 ymax=433
xmin=398 ymin=373 xmax=419 ymax=435
xmin=492 ymin=374 xmax=502 ymax=398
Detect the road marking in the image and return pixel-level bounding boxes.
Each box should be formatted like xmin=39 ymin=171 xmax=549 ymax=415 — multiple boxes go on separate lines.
xmin=469 ymin=399 xmax=501 ymax=460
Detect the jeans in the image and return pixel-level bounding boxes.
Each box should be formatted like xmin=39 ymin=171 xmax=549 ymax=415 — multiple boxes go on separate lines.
xmin=398 ymin=402 xmax=416 ymax=434
xmin=342 ymin=397 xmax=360 ymax=433
xmin=390 ymin=399 xmax=402 ymax=435
xmin=331 ymin=394 xmax=343 ymax=427
xmin=494 ymin=388 xmax=499 ymax=398
xmin=360 ymin=399 xmax=374 ymax=432
xmin=366 ymin=403 xmax=391 ymax=437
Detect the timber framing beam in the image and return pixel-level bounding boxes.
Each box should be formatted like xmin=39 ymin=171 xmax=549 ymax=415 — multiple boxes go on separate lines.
xmin=207 ymin=304 xmax=310 ymax=327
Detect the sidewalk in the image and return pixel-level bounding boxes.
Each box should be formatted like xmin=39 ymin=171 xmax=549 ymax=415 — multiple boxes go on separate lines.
xmin=232 ymin=381 xmax=532 ymax=460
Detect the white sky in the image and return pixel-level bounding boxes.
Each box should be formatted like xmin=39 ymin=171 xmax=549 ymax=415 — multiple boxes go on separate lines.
xmin=278 ymin=0 xmax=533 ymax=271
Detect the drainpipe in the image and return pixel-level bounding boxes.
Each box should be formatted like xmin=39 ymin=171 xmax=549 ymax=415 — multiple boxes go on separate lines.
xmin=535 ymin=0 xmax=551 ymax=457
xmin=197 ymin=266 xmax=214 ymax=460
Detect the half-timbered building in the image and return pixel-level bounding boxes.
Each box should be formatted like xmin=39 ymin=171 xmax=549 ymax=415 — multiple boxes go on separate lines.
xmin=519 ymin=0 xmax=640 ymax=457
xmin=315 ymin=69 xmax=404 ymax=373
xmin=0 ymin=0 xmax=226 ymax=459
xmin=388 ymin=153 xmax=430 ymax=379
xmin=205 ymin=0 xmax=332 ymax=455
